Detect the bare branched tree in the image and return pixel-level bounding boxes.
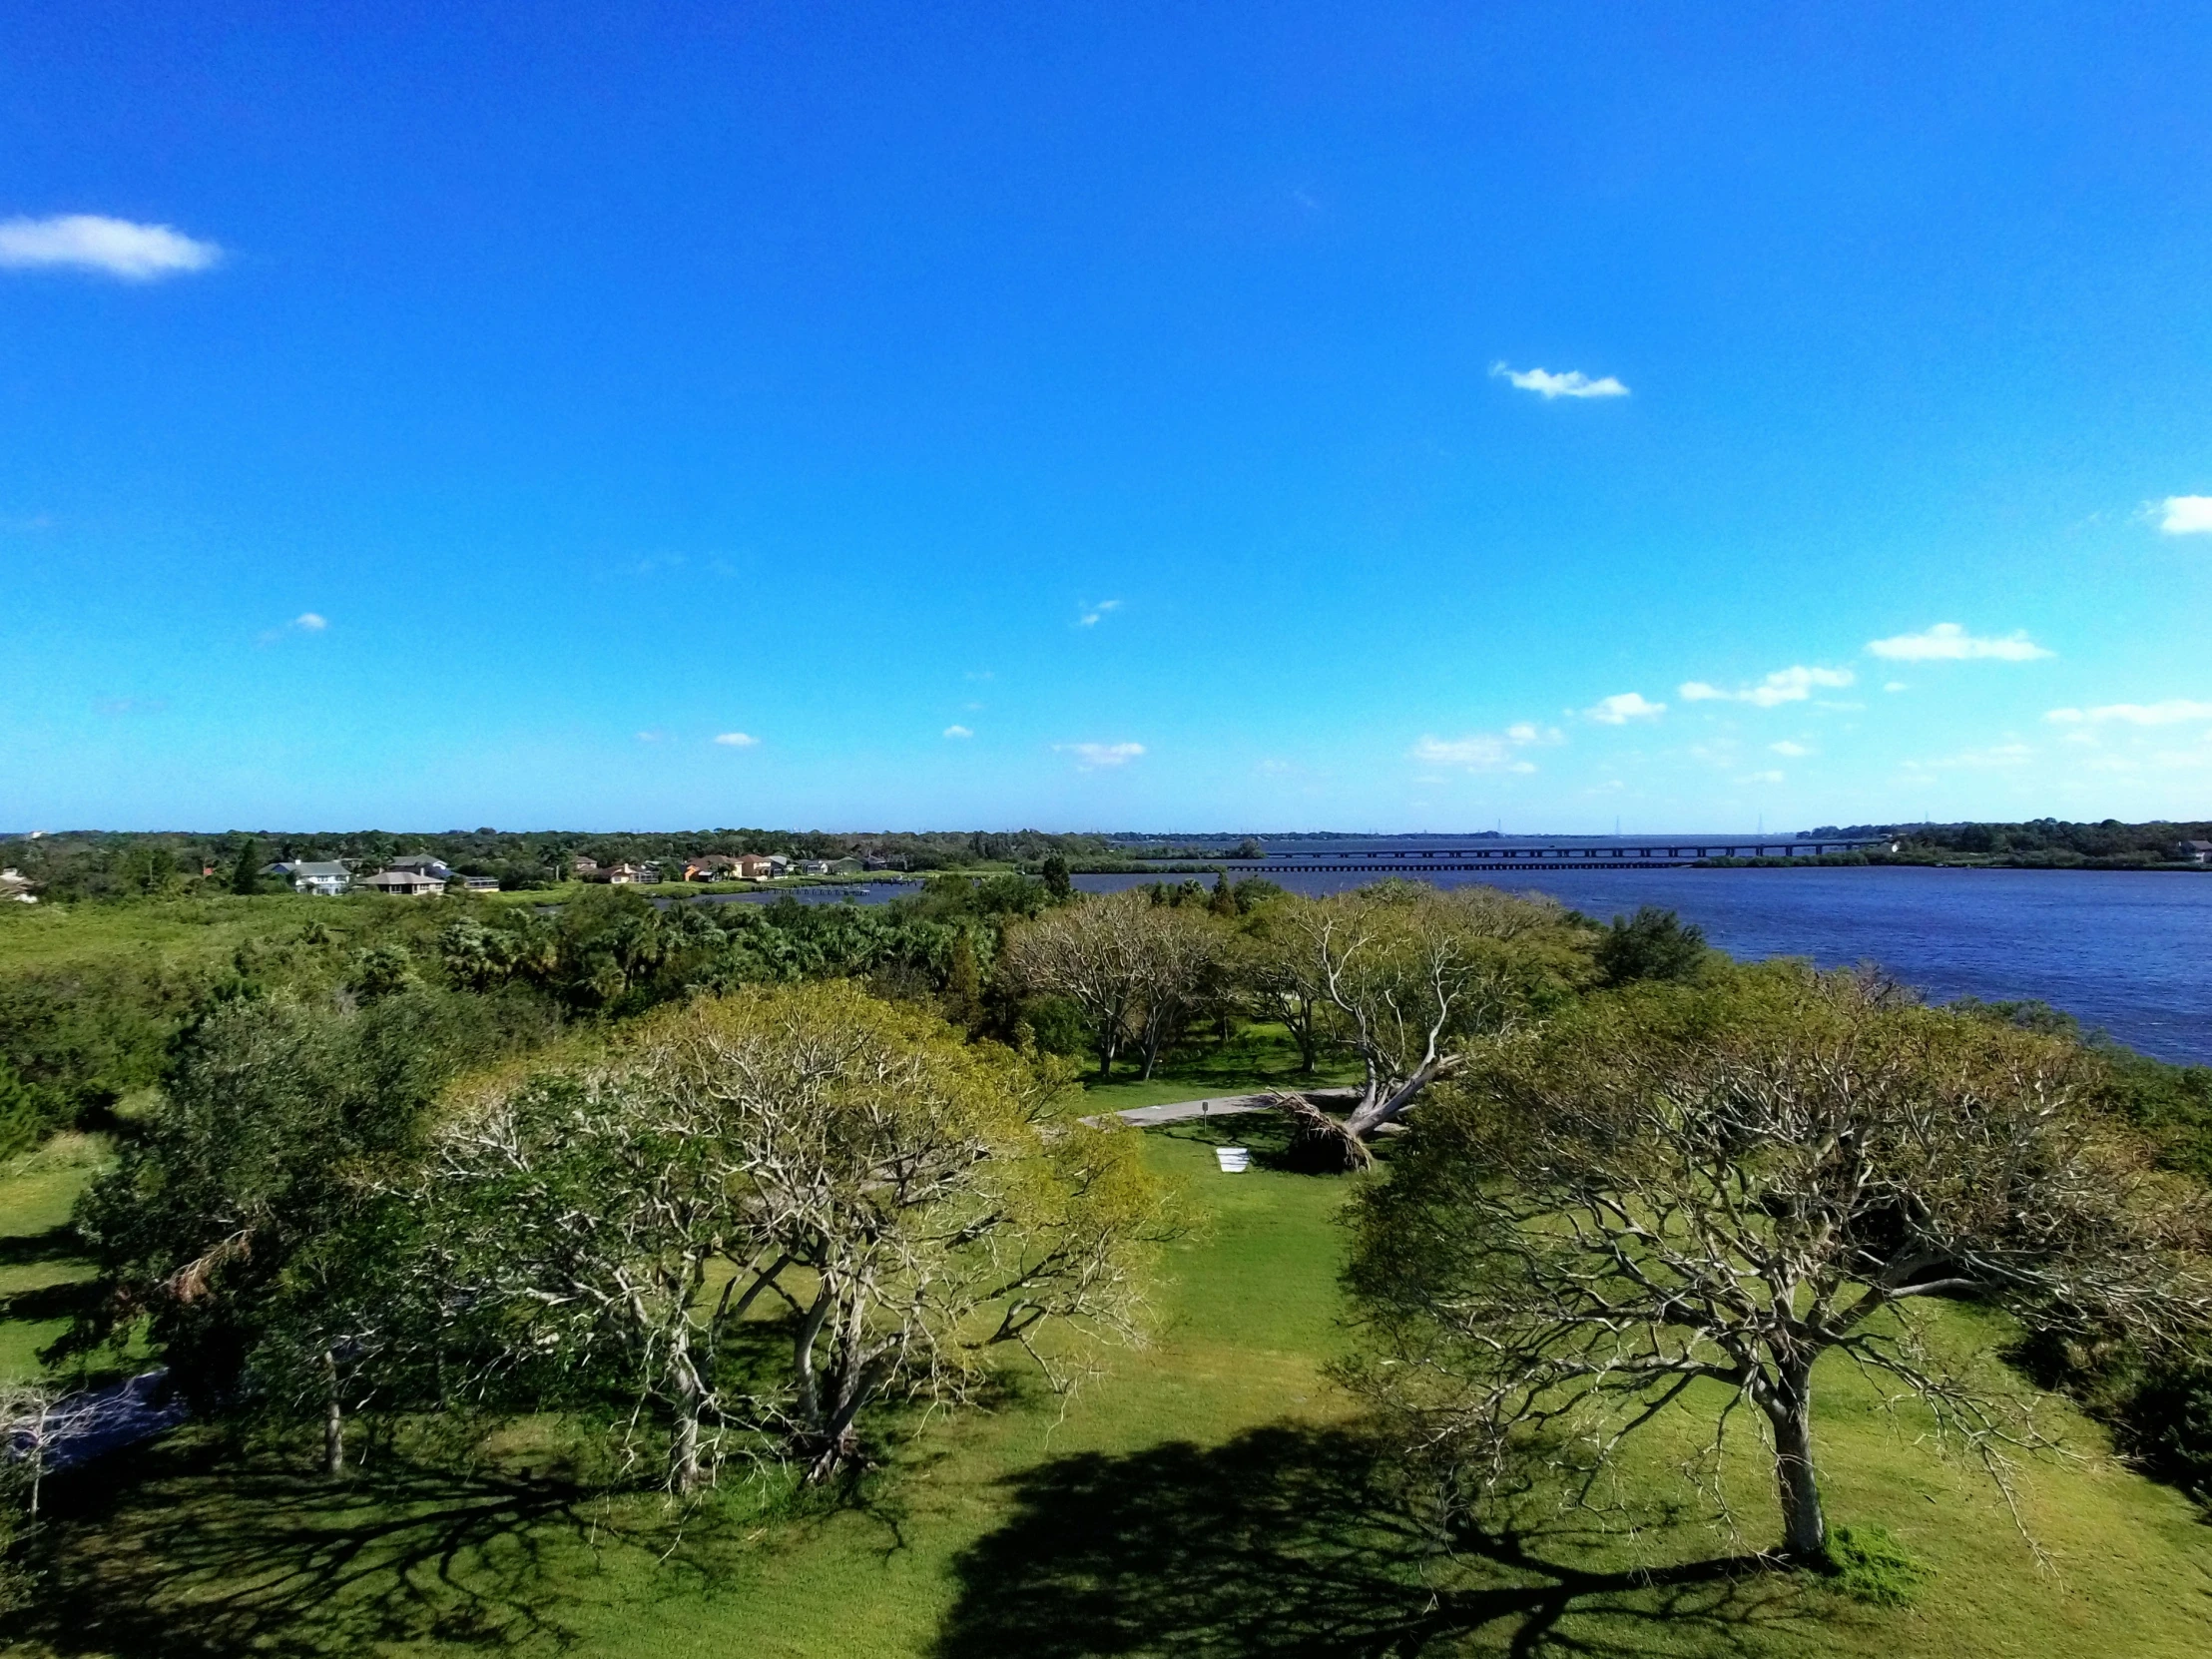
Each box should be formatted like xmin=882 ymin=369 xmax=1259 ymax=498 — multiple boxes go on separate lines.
xmin=418 ymin=1069 xmax=748 ymax=1492
xmin=1256 ymin=883 xmax=1587 ymax=1168
xmin=1344 ymin=965 xmax=2212 ymax=1563
xmin=422 ymin=982 xmax=1164 ymax=1489
xmin=1003 ymin=891 xmax=1228 ymax=1080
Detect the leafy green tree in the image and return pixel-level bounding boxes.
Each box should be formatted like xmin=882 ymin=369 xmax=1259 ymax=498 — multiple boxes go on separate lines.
xmin=1039 ymin=854 xmax=1073 ymax=902
xmin=941 ymin=930 xmax=984 ymax=1030
xmin=1345 ymin=966 xmax=2212 ymax=1564
xmin=71 ymin=987 xmax=554 ymax=1466
xmin=0 ymin=1058 xmax=42 ymax=1160
xmin=1209 ymin=870 xmax=1239 ymax=918
xmin=114 ymin=842 xmax=182 ymax=897
xmin=229 ymin=838 xmax=266 ymax=896
xmin=1593 ymin=904 xmax=1710 ymax=986
xmin=344 ymin=943 xmax=421 ymax=1002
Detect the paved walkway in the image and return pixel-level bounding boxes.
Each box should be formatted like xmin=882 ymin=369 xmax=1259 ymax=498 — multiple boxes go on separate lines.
xmin=1095 ymin=1086 xmax=1359 ymax=1127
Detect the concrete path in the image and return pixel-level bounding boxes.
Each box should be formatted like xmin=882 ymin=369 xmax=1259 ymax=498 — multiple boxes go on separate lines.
xmin=1095 ymin=1086 xmax=1358 ymax=1127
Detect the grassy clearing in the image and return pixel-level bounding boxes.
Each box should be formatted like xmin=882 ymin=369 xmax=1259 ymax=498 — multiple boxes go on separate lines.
xmin=1076 ymin=1022 xmax=1361 ymax=1113
xmin=6 ymin=1124 xmax=2212 ymax=1657
xmin=0 ymin=1135 xmax=106 ymax=1382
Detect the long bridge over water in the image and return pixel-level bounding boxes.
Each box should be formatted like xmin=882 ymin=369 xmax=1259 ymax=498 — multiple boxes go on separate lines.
xmin=1151 ymin=837 xmax=1891 ymax=874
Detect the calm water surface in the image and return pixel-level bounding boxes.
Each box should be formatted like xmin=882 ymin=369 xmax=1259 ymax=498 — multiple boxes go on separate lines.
xmin=1074 ymin=866 xmax=2212 ymax=1065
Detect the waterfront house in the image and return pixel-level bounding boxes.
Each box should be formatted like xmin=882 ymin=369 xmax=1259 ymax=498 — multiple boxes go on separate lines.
xmin=605 ymin=863 xmax=659 ymax=884
xmin=2179 ymin=839 xmax=2212 ymax=864
xmin=287 ymin=860 xmax=352 ymax=896
xmin=734 ymin=854 xmax=776 ymax=880
xmin=389 ymin=854 xmax=455 ymax=880
xmin=829 ymin=856 xmax=864 ymax=875
xmin=797 ymin=858 xmax=833 ymax=875
xmin=684 ymin=855 xmax=739 ymax=881
xmin=571 ymin=856 xmax=599 ymax=874
xmin=459 ymin=874 xmax=500 ymax=892
xmin=358 ymin=868 xmax=445 ymax=896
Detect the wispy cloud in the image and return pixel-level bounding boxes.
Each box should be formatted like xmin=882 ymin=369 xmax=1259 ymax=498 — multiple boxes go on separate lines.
xmin=1078 ymin=600 xmax=1122 ymax=628
xmin=1866 ymin=622 xmax=2052 ymax=662
xmin=1057 ymin=741 xmax=1144 ymax=770
xmin=942 ymin=725 xmax=973 ymax=739
xmin=2046 ymin=700 xmax=2212 ymax=727
xmin=259 ymin=612 xmax=328 ymax=644
xmin=1409 ymin=722 xmax=1560 ymax=774
xmin=1740 ymin=769 xmax=1786 ymax=785
xmin=1585 ymin=691 xmax=1665 ymax=725
xmin=1901 ymin=743 xmax=2034 ymax=772
xmin=1679 ymin=666 xmax=1854 ymax=707
xmin=1770 ymin=741 xmax=1813 ymax=757
xmin=1489 ymin=361 xmax=1629 ymax=399
xmin=712 ymin=731 xmax=760 ymax=748
xmin=2158 ymin=495 xmax=2212 ymax=535
xmin=0 ymin=214 xmax=221 ymax=280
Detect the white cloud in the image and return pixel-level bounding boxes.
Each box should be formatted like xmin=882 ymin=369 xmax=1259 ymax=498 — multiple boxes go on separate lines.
xmin=1901 ymin=743 xmax=2033 ymax=772
xmin=1884 ymin=681 xmax=1909 ymax=693
xmin=1058 ymin=741 xmax=1144 ymax=770
xmin=2045 ymin=700 xmax=2212 ymax=727
xmin=1410 ymin=723 xmax=1559 ymax=774
xmin=0 ymin=214 xmax=221 ymax=280
xmin=1489 ymin=360 xmax=1629 ymax=399
xmin=1742 ymin=770 xmax=1786 ymax=785
xmin=1678 ymin=665 xmax=1854 ymax=707
xmin=2158 ymin=495 xmax=2212 ymax=535
xmin=942 ymin=725 xmax=973 ymax=739
xmin=1585 ymin=691 xmax=1666 ymax=725
xmin=712 ymin=732 xmax=759 ymax=748
xmin=1770 ymin=741 xmax=1813 ymax=757
xmin=259 ymin=611 xmax=329 ymax=644
xmin=1078 ymin=599 xmax=1122 ymax=627
xmin=1866 ymin=622 xmax=2052 ymax=662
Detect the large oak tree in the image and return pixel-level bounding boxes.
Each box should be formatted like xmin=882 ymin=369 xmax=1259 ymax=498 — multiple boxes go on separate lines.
xmin=1344 ymin=965 xmax=2212 ymax=1562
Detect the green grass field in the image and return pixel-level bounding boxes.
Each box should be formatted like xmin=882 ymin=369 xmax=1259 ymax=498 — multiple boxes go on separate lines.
xmin=0 ymin=1135 xmax=106 ymax=1383
xmin=1074 ymin=1023 xmax=1361 ymax=1113
xmin=4 ymin=1120 xmax=2211 ymax=1656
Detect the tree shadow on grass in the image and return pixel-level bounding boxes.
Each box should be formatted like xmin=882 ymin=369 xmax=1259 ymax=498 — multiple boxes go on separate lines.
xmin=14 ymin=1427 xmax=756 ymax=1657
xmin=933 ymin=1425 xmax=1831 ymax=1659
xmin=0 ymin=1223 xmax=86 ymax=1269
xmin=1152 ymin=1116 xmax=1402 ymax=1178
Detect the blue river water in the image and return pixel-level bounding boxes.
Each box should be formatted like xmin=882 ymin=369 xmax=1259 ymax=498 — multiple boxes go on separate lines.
xmin=707 ymin=866 xmax=2211 ymax=1066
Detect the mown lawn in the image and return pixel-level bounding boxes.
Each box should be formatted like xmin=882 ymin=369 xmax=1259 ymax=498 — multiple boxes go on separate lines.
xmin=6 ymin=1122 xmax=2212 ymax=1657
xmin=0 ymin=1135 xmax=107 ymax=1383
xmin=1075 ymin=1022 xmax=1361 ymax=1113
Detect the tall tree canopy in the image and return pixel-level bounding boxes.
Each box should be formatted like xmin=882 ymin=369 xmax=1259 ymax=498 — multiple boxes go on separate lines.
xmin=421 ymin=981 xmax=1164 ymax=1487
xmin=1344 ymin=965 xmax=2212 ymax=1563
xmin=1257 ymin=882 xmax=1589 ymax=1167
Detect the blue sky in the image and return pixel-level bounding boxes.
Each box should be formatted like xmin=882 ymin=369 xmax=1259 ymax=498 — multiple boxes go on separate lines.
xmin=4 ymin=3 xmax=2211 ymax=833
